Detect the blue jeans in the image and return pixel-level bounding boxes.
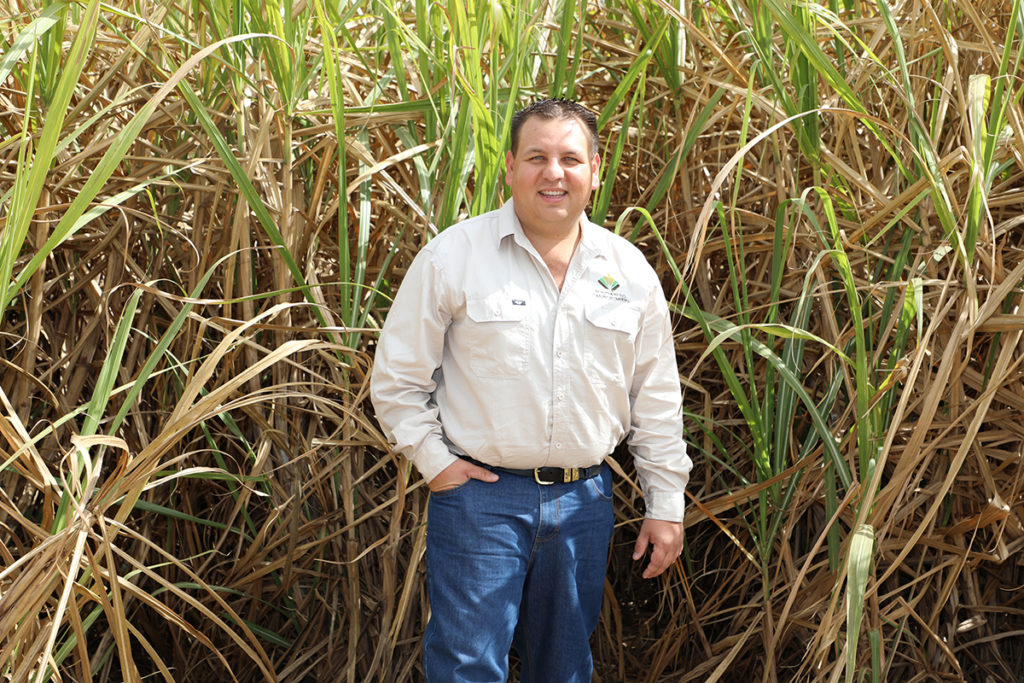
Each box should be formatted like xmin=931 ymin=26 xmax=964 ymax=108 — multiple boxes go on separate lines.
xmin=423 ymin=464 xmax=615 ymax=682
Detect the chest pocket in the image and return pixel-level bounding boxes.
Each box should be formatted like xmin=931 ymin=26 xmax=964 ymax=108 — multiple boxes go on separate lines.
xmin=583 ymin=298 xmax=642 ymax=386
xmin=464 ymin=296 xmax=530 ymax=378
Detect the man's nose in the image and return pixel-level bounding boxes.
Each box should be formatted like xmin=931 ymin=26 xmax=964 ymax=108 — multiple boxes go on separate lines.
xmin=543 ymin=159 xmax=564 ymax=179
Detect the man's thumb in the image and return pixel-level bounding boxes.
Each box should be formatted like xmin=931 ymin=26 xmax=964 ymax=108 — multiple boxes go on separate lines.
xmin=632 ymin=533 xmax=649 ymax=561
xmin=471 ymin=465 xmax=499 ymax=483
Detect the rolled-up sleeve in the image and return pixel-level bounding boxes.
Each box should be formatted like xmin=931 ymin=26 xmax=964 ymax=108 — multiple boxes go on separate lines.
xmin=627 ymin=286 xmax=692 ymax=522
xmin=370 ymin=248 xmax=459 ymax=482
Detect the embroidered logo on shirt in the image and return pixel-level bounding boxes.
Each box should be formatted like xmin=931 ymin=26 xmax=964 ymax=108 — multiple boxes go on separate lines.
xmin=512 ymin=299 xmax=526 ymax=306
xmin=598 ymin=275 xmax=620 ymax=291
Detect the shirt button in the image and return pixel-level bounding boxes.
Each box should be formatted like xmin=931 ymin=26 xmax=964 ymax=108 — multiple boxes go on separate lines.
xmin=555 ymin=443 xmax=562 ymax=449
xmin=558 ymin=393 xmax=565 ymax=400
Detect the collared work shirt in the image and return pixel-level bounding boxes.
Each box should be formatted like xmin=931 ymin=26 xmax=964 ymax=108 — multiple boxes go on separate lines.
xmin=370 ymin=200 xmax=692 ymax=521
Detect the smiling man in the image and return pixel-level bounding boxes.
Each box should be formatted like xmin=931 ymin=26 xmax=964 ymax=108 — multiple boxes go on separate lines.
xmin=370 ymin=99 xmax=692 ymax=682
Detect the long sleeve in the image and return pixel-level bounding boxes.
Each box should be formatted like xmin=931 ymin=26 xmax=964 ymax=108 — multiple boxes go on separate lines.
xmin=627 ymin=287 xmax=692 ymax=521
xmin=369 ymin=247 xmax=459 ymax=483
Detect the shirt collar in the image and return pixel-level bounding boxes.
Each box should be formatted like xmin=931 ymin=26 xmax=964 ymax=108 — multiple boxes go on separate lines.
xmin=497 ymin=199 xmax=519 ymax=243
xmin=499 ymin=199 xmax=605 ymax=259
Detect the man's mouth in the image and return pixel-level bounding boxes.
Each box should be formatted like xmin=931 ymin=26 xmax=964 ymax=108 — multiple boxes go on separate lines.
xmin=539 ymin=190 xmax=567 ymax=197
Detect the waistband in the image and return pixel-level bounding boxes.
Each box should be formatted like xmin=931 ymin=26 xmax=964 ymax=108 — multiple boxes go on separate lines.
xmin=463 ymin=456 xmax=604 ymax=486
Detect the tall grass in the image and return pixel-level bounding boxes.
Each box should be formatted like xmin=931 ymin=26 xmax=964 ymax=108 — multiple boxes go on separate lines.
xmin=1 ymin=0 xmax=1023 ymax=680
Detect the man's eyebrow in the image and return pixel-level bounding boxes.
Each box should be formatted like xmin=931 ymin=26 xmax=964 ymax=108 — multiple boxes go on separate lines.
xmin=519 ymin=145 xmax=587 ymax=156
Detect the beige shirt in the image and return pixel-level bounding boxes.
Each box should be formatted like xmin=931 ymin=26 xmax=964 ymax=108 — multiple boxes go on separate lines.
xmin=370 ymin=200 xmax=692 ymax=521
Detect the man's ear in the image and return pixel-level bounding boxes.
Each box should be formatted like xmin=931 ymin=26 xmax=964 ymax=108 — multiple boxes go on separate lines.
xmin=505 ymin=150 xmax=515 ymax=184
xmin=591 ymin=154 xmax=601 ymax=190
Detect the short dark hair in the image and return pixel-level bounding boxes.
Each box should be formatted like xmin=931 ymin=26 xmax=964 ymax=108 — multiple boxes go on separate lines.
xmin=509 ymin=98 xmax=599 ymax=158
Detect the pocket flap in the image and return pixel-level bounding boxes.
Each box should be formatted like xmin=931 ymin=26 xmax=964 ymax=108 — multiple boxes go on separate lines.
xmin=467 ymin=296 xmax=528 ymax=323
xmin=585 ymin=299 xmax=641 ymax=334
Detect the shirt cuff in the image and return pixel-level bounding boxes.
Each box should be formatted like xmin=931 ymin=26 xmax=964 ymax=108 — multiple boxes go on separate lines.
xmin=411 ymin=445 xmax=460 ymax=484
xmin=642 ymin=490 xmax=687 ymax=522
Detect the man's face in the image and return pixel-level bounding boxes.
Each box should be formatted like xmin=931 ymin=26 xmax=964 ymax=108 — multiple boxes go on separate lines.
xmin=505 ymin=116 xmax=600 ymax=238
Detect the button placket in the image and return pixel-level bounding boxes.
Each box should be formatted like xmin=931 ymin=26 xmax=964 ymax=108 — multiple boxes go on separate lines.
xmin=549 ymin=249 xmax=594 ymax=457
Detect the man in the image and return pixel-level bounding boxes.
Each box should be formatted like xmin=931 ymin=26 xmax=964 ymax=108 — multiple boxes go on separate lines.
xmin=370 ymin=98 xmax=692 ymax=682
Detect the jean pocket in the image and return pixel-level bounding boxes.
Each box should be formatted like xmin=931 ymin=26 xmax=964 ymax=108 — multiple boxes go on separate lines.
xmin=430 ymin=478 xmax=477 ymax=499
xmin=587 ymin=468 xmax=614 ymax=502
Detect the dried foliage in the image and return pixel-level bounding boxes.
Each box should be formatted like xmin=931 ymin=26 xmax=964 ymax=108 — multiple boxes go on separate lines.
xmin=1 ymin=0 xmax=1023 ymax=681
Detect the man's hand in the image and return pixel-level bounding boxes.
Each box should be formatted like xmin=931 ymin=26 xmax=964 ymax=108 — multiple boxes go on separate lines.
xmin=428 ymin=458 xmax=500 ymax=492
xmin=632 ymin=518 xmax=684 ymax=579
